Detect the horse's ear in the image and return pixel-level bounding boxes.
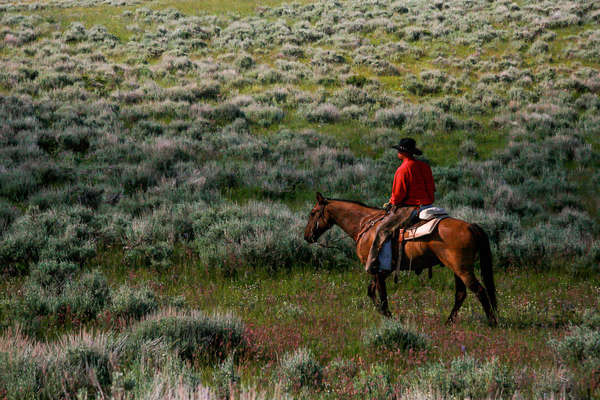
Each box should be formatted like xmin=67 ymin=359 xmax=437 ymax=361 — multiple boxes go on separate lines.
xmin=316 ymin=192 xmax=327 ymax=204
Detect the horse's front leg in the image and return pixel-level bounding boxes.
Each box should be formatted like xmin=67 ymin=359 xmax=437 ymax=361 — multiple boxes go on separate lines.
xmin=367 ymin=275 xmax=377 ymax=306
xmin=376 ymin=272 xmax=392 ymax=318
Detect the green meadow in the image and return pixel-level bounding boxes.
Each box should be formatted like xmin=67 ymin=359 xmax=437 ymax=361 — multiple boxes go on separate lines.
xmin=0 ymin=0 xmax=599 ymax=397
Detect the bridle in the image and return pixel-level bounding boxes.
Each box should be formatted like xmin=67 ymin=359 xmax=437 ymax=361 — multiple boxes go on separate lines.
xmin=310 ymin=204 xmax=347 ymax=251
xmin=312 ymin=203 xmax=386 ymax=247
xmin=314 ymin=204 xmax=326 ymax=230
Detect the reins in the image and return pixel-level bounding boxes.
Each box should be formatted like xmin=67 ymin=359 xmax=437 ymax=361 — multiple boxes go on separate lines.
xmin=355 ymin=213 xmax=386 ymax=244
xmin=311 ymin=200 xmax=385 ymax=251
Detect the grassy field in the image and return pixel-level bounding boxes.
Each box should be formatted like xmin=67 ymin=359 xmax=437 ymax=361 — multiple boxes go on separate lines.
xmin=1 ymin=0 xmax=600 ymax=398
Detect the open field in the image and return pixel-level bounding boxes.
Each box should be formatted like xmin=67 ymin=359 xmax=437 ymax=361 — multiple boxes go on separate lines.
xmin=0 ymin=0 xmax=599 ymax=397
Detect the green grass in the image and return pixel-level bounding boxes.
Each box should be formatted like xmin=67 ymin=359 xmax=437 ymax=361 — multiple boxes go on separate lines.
xmin=149 ymin=0 xmax=316 ymax=16
xmin=31 ymin=6 xmax=135 ymax=42
xmin=23 ymin=0 xmax=318 ymax=43
xmin=91 ymin=247 xmax=599 ymax=386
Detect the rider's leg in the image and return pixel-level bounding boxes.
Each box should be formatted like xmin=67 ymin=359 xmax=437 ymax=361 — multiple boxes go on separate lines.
xmin=365 ymin=206 xmax=415 ymax=273
xmin=365 ymin=211 xmax=397 ymax=273
xmin=378 ymin=239 xmax=393 ymax=271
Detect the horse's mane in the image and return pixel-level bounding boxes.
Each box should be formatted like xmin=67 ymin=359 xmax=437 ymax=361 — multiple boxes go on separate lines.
xmin=326 ymin=197 xmax=382 ymax=211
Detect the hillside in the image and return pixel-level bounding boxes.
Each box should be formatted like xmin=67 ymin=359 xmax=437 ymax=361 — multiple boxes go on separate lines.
xmin=0 ymin=0 xmax=599 ymax=398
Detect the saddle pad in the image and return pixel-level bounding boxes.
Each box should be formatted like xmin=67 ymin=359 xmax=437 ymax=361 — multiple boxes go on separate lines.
xmin=403 ymin=216 xmax=447 ymax=240
xmin=419 ymin=207 xmax=448 ymax=220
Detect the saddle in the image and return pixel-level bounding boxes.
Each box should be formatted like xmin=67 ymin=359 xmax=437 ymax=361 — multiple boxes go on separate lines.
xmin=392 ymin=207 xmax=449 ymax=278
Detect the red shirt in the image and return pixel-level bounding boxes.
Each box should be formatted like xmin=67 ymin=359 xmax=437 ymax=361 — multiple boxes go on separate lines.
xmin=390 ymin=157 xmax=435 ymax=206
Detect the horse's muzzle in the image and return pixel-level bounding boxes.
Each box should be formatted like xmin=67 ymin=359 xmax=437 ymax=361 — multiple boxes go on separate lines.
xmin=304 ymin=232 xmax=316 ymax=243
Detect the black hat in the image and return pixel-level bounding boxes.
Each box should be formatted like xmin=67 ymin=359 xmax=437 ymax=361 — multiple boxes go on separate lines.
xmin=392 ymin=138 xmax=422 ymax=156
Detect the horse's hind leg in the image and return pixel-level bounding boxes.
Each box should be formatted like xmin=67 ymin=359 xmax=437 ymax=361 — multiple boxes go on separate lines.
xmin=447 ymin=274 xmax=467 ymax=324
xmin=460 ymin=272 xmax=497 ymax=327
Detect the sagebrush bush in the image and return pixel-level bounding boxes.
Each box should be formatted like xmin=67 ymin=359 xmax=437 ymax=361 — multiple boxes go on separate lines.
xmin=363 ymin=319 xmax=429 ymax=352
xmin=0 ymin=199 xmax=20 ymax=237
xmin=213 ymin=354 xmax=240 ymax=399
xmin=30 ymin=260 xmax=77 ymax=289
xmin=414 ymin=356 xmax=516 ymax=399
xmin=63 ymin=22 xmax=87 ymax=42
xmin=302 ymin=103 xmax=341 ymax=123
xmin=580 ymin=309 xmax=600 ymax=329
xmin=551 ymin=326 xmax=600 ymax=363
xmin=125 ymin=309 xmax=244 ymax=363
xmin=124 ymin=242 xmax=173 ymax=270
xmin=279 ymin=348 xmax=323 ymax=392
xmin=0 ymin=206 xmax=100 ymax=270
xmin=59 ymin=130 xmax=90 ymax=153
xmin=192 ymin=201 xmax=354 ymax=272
xmin=374 ymin=107 xmax=407 ymax=127
xmin=0 ymin=330 xmax=118 ymax=399
xmin=353 ymin=363 xmax=396 ymax=400
xmin=0 ymin=352 xmax=42 ymax=400
xmin=0 ymin=168 xmax=41 ymax=202
xmin=110 ymin=285 xmax=158 ymax=320
xmin=242 ymin=104 xmax=284 ymax=126
xmin=60 ymin=271 xmax=110 ymax=320
xmin=193 ymin=103 xmax=243 ymax=124
xmin=117 ymin=351 xmax=216 ymax=399
xmin=532 ymin=367 xmax=574 ymax=399
xmin=341 ymin=104 xmax=367 ymax=120
xmin=17 ymin=269 xmax=110 ymax=328
xmin=333 ymin=86 xmax=376 ymax=106
xmin=48 ymin=337 xmax=114 ymax=397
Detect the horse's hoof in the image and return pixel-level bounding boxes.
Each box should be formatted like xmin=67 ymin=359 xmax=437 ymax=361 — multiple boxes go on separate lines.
xmin=375 ymin=305 xmax=391 ymax=317
xmin=366 ymin=266 xmax=379 ymax=275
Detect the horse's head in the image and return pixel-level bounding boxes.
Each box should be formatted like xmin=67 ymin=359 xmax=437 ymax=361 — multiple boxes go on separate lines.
xmin=304 ymin=192 xmax=334 ymax=243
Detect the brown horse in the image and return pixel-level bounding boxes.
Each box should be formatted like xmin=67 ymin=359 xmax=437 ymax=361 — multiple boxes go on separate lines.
xmin=304 ymin=193 xmax=498 ymax=326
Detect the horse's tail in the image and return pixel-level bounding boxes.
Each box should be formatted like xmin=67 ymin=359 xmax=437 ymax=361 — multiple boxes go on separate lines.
xmin=469 ymin=224 xmax=497 ymax=312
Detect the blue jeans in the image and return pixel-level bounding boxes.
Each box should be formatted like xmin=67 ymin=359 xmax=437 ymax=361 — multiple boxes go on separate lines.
xmin=378 ymin=239 xmax=392 ymax=271
xmin=377 ymin=204 xmax=434 ymax=271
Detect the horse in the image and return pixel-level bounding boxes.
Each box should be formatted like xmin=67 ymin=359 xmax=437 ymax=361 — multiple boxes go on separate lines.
xmin=303 ymin=193 xmax=498 ymax=326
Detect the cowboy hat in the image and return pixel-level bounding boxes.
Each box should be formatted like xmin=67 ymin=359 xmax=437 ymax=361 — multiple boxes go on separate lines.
xmin=391 ymin=137 xmax=422 ymax=156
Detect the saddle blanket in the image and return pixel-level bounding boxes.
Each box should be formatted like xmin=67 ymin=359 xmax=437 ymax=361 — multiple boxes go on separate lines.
xmin=402 ymin=216 xmax=448 ymax=240
xmin=378 ymin=216 xmax=448 ymax=271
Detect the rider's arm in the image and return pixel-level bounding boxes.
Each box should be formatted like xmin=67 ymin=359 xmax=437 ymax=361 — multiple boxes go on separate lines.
xmin=425 ymin=164 xmax=435 ymax=202
xmin=390 ymin=166 xmax=408 ymax=205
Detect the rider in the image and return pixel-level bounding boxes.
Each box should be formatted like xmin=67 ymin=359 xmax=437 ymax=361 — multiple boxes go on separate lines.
xmin=365 ymin=138 xmax=436 ymax=274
